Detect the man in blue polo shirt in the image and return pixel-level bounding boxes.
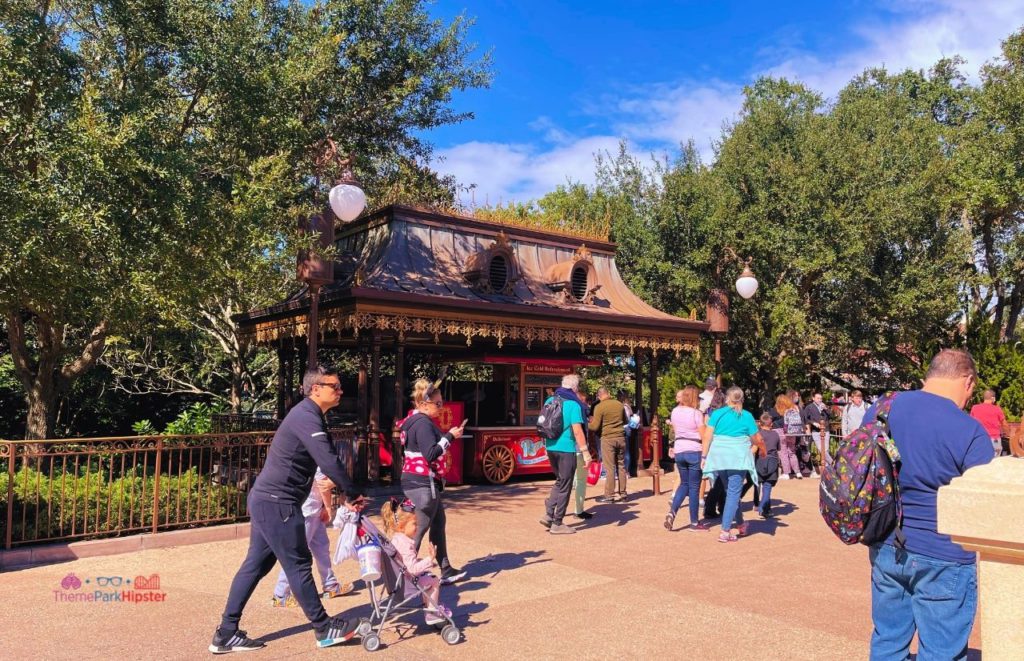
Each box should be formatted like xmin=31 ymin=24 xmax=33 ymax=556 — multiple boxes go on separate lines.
xmin=865 ymin=349 xmax=992 ymax=660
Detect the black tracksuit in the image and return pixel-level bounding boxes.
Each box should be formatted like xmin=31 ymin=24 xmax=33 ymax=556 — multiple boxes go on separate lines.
xmin=219 ymin=398 xmax=361 ymax=635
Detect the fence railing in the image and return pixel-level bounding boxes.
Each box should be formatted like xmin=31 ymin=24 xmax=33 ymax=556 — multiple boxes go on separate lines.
xmin=1 ymin=433 xmax=274 ymax=549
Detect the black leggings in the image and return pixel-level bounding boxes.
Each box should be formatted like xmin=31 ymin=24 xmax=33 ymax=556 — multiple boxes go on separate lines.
xmin=404 ymin=484 xmax=450 ymax=570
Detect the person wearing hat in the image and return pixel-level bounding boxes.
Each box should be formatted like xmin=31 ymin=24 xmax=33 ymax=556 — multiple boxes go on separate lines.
xmin=699 ymin=377 xmax=718 ymax=415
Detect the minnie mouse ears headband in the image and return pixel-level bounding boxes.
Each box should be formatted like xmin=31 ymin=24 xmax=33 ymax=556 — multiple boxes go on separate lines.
xmin=424 ymin=366 xmax=447 ymax=399
xmin=387 ymin=497 xmax=416 ymax=524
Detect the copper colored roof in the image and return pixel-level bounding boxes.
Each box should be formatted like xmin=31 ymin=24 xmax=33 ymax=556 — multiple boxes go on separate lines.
xmin=237 ymin=205 xmax=707 ymax=354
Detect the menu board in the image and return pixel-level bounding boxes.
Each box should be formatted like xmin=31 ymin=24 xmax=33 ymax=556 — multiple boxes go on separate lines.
xmin=525 ymin=387 xmax=542 ymax=410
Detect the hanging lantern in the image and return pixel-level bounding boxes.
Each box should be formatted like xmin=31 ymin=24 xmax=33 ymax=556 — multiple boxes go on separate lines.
xmin=735 ymin=263 xmax=759 ymax=300
xmin=329 ymin=183 xmax=366 ymax=222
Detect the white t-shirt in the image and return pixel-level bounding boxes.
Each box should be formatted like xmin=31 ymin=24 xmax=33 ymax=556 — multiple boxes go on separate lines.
xmin=698 ymin=389 xmax=715 ymax=414
xmin=301 ymin=468 xmax=327 ymax=518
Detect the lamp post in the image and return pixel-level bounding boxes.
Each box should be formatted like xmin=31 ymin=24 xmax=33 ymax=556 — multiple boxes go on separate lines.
xmin=707 ymin=255 xmax=758 ymax=385
xmin=298 ymin=140 xmax=366 ymax=369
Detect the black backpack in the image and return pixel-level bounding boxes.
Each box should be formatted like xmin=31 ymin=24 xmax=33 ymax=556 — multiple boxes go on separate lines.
xmin=536 ymin=396 xmax=564 ymax=440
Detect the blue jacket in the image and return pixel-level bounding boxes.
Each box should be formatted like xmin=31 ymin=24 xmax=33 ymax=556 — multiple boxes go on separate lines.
xmin=250 ymin=397 xmax=361 ymax=504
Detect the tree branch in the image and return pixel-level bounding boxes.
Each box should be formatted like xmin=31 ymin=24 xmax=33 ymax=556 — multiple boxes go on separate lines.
xmin=4 ymin=311 xmax=35 ymax=391
xmin=59 ymin=319 xmax=110 ymax=381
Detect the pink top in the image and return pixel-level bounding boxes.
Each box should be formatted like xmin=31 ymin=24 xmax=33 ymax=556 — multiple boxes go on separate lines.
xmin=970 ymin=402 xmax=1006 ymax=439
xmin=670 ymin=405 xmax=704 ymax=454
xmin=391 ymin=532 xmax=435 ymax=575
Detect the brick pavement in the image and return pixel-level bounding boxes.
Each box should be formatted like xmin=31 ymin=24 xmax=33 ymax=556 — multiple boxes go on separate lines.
xmin=0 ymin=474 xmax=981 ymax=660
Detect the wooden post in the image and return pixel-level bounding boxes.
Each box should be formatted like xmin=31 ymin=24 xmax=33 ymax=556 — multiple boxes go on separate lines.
xmin=392 ymin=339 xmax=405 ymax=485
xmin=297 ymin=340 xmax=307 ymax=390
xmin=648 ymin=349 xmax=661 ymax=469
xmin=369 ymin=331 xmax=381 ymax=483
xmin=284 ymin=346 xmax=295 ymax=410
xmin=356 ymin=347 xmax=368 ymax=482
xmin=275 ymin=345 xmax=286 ymax=419
xmin=650 ymin=414 xmax=661 ymax=495
xmin=648 ymin=350 xmax=659 ymax=418
xmin=307 ymin=284 xmax=321 ymax=369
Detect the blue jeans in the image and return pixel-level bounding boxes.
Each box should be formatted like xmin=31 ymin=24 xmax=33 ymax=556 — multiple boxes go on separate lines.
xmin=669 ymin=452 xmax=702 ymax=524
xmin=624 ymin=430 xmax=633 ymax=477
xmin=869 ymin=543 xmax=977 ymax=661
xmin=719 ymin=470 xmax=746 ymax=532
xmin=758 ymin=482 xmax=772 ymax=512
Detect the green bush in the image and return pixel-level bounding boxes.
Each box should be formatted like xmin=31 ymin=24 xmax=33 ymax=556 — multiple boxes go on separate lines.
xmin=0 ymin=463 xmax=245 ymax=545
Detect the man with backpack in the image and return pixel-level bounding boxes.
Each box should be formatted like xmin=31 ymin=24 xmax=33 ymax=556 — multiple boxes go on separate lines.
xmin=538 ymin=374 xmax=594 ymax=535
xmin=863 ymin=349 xmax=993 ymax=660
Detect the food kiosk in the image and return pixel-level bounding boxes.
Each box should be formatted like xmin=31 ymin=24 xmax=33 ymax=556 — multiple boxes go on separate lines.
xmin=235 ymin=204 xmax=708 ymax=484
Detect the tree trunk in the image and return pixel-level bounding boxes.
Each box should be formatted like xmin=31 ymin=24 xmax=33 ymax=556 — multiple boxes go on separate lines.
xmin=6 ymin=310 xmax=109 ymax=440
xmin=25 ymin=374 xmax=57 ymax=440
xmin=229 ymin=357 xmax=244 ymax=414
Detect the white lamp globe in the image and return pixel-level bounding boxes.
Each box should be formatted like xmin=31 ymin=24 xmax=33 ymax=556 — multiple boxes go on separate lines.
xmin=735 ymin=266 xmax=758 ymax=299
xmin=328 ymin=183 xmax=366 ymax=222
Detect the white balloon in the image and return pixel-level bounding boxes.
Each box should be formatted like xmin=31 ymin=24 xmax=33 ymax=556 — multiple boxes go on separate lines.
xmin=735 ymin=275 xmax=759 ymax=300
xmin=329 ymin=184 xmax=367 ymax=222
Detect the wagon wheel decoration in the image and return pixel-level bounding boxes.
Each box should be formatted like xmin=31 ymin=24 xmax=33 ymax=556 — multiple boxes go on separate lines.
xmin=482 ymin=444 xmax=515 ymax=484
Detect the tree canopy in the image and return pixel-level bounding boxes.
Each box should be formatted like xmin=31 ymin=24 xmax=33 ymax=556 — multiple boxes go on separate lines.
xmin=0 ymin=0 xmax=489 ymax=438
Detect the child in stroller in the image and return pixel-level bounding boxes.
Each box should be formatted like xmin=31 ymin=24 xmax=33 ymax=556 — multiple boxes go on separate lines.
xmin=347 ymin=498 xmax=460 ymax=652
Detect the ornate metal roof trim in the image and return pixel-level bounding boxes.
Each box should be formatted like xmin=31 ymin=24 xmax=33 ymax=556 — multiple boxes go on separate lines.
xmin=242 ymin=308 xmax=698 ymax=358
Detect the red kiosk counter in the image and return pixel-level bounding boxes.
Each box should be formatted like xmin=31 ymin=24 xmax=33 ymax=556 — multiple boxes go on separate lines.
xmin=455 ymin=356 xmax=601 ymax=484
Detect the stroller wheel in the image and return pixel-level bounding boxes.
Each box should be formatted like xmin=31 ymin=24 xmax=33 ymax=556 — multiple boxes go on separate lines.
xmin=357 ymin=618 xmax=373 ymax=637
xmin=361 ymin=634 xmax=381 ymax=652
xmin=441 ymin=625 xmax=461 ymax=645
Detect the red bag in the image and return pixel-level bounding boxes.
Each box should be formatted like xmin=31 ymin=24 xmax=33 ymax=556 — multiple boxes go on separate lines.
xmin=586 ymin=459 xmax=602 ymax=486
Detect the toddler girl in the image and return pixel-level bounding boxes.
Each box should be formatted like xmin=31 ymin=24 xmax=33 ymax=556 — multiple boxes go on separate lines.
xmin=380 ymin=497 xmax=452 ymax=625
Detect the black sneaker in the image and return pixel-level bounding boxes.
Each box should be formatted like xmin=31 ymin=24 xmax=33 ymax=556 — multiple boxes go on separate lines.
xmin=315 ymin=616 xmax=358 ymax=648
xmin=440 ymin=565 xmax=467 ymax=585
xmin=571 ymin=511 xmax=594 ymax=520
xmin=209 ymin=628 xmax=266 ymax=654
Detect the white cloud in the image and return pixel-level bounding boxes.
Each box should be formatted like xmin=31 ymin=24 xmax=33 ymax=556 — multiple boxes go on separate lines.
xmin=433 ymin=135 xmax=623 ymax=207
xmin=761 ymin=0 xmax=1024 ymax=96
xmin=434 ymin=0 xmax=1024 ymax=205
xmin=609 ymin=80 xmax=743 ymax=161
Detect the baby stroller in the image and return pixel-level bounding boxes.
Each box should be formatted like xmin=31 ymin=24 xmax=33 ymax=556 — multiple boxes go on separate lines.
xmin=353 ymin=517 xmax=461 ymax=652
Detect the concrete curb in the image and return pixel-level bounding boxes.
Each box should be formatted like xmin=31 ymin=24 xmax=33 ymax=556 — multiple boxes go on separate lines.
xmin=0 ymin=522 xmax=252 ymax=572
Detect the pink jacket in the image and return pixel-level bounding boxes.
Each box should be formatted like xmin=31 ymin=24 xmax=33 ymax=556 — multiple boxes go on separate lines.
xmin=391 ymin=533 xmax=435 ymax=575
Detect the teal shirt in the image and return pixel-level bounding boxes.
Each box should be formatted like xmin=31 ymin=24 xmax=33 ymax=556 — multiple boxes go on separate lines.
xmin=707 ymin=406 xmax=758 ymax=438
xmin=544 ymin=397 xmax=584 ymax=454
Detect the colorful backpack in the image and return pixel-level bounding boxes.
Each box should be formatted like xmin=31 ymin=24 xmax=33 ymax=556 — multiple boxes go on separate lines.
xmin=819 ymin=394 xmax=905 ymax=547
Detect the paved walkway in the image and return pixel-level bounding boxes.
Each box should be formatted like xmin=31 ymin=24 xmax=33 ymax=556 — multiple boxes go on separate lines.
xmin=0 ymin=474 xmax=981 ymax=660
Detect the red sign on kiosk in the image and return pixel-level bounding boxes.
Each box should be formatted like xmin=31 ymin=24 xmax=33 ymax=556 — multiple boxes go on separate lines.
xmin=403 ymin=402 xmax=466 ymax=485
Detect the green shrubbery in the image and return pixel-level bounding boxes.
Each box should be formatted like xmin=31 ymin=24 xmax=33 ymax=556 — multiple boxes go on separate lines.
xmin=0 ymin=463 xmax=244 ymax=545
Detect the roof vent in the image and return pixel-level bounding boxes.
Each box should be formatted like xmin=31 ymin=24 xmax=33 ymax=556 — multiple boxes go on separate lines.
xmin=489 ymin=254 xmax=509 ymax=293
xmin=570 ymin=265 xmax=589 ymax=302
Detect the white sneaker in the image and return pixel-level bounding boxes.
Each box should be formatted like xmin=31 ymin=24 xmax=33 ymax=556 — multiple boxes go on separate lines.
xmin=810 ymin=471 xmax=820 ymax=478
xmin=778 ymin=474 xmax=789 ymax=480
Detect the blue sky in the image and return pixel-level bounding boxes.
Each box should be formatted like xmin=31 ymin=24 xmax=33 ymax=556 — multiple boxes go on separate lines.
xmin=422 ymin=0 xmax=1024 ymax=206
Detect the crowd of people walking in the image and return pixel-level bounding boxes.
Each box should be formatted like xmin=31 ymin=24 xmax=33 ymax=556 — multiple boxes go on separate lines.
xmin=205 ymin=350 xmax=1015 ymax=658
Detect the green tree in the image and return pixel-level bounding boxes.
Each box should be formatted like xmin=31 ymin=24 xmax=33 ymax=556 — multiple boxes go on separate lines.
xmin=1 ymin=0 xmax=490 ymax=436
xmin=953 ymin=29 xmax=1024 ymax=342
